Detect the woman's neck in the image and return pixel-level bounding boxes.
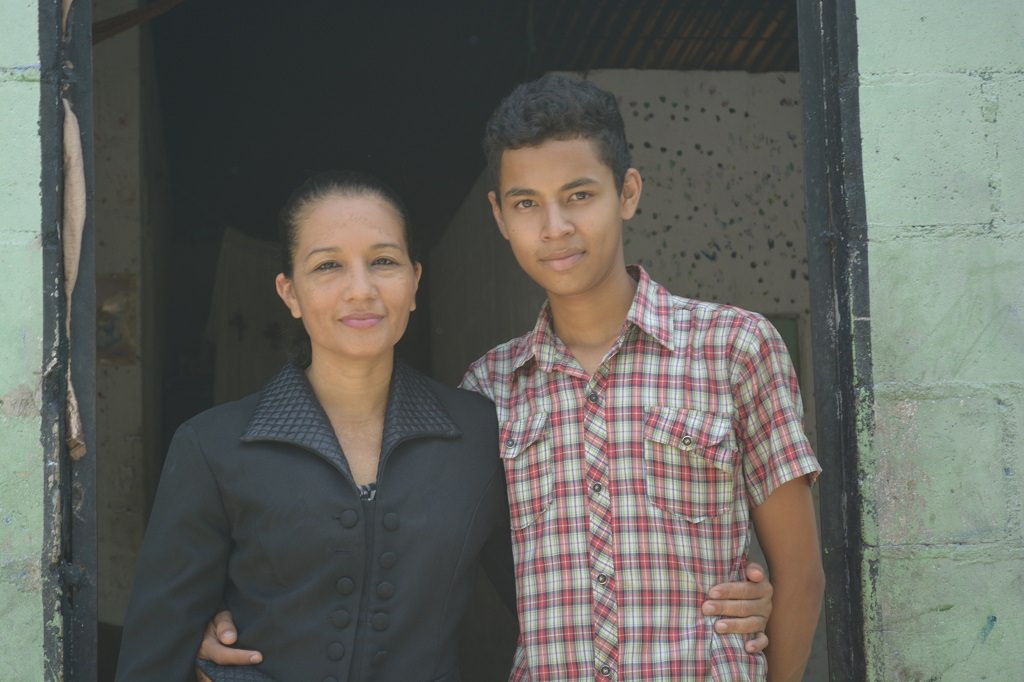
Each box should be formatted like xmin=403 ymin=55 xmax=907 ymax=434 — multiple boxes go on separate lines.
xmin=305 ymin=352 xmax=392 ymax=423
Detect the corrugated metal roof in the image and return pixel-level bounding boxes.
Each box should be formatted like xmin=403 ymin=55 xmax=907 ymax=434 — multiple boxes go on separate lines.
xmin=526 ymin=0 xmax=799 ymax=73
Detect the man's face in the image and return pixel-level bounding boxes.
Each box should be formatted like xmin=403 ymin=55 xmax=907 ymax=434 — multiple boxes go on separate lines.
xmin=487 ymin=138 xmax=641 ymax=301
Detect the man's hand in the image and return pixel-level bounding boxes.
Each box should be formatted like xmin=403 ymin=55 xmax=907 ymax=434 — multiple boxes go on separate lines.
xmin=194 ymin=610 xmax=263 ymax=681
xmin=702 ymin=561 xmax=773 ymax=653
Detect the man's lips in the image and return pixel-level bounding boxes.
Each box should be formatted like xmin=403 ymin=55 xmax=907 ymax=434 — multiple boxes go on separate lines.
xmin=340 ymin=313 xmax=383 ymax=328
xmin=540 ymin=249 xmax=584 ymax=271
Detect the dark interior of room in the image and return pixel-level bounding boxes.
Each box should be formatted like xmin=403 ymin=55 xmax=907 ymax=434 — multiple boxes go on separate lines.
xmin=98 ymin=1 xmax=800 ymax=678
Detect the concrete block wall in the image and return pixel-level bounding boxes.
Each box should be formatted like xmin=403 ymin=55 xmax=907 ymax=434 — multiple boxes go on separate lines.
xmin=856 ymin=1 xmax=1024 ymax=679
xmin=0 ymin=1 xmax=48 ymax=678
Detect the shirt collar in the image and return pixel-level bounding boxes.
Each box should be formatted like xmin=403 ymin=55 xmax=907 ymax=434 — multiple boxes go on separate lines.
xmin=510 ymin=265 xmax=676 ymax=374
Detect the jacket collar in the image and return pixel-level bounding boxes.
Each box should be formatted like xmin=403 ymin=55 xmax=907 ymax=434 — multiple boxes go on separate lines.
xmin=241 ymin=361 xmax=461 ymax=471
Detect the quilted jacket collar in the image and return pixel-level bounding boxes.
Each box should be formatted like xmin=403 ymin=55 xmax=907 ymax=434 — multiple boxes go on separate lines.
xmin=241 ymin=361 xmax=461 ymax=472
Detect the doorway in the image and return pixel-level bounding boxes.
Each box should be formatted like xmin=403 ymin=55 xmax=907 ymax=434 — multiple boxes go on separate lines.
xmin=89 ymin=1 xmax=844 ymax=679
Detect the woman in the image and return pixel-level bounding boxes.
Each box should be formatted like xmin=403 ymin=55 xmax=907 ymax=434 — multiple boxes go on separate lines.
xmin=115 ymin=171 xmax=515 ymax=681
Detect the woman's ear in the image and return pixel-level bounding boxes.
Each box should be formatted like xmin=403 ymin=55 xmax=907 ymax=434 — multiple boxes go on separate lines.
xmin=275 ymin=273 xmax=302 ymax=319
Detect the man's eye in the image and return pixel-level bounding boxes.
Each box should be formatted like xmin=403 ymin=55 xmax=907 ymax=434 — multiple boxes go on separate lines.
xmin=569 ymin=191 xmax=591 ymax=201
xmin=515 ymin=199 xmax=536 ymax=209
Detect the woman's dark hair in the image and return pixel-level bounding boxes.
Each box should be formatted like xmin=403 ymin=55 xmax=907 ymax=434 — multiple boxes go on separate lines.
xmin=277 ymin=170 xmax=418 ymax=365
xmin=278 ymin=169 xmax=418 ymax=277
xmin=482 ymin=73 xmax=632 ymax=193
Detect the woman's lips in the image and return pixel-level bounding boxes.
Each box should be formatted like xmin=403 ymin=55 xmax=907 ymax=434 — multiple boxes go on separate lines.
xmin=340 ymin=313 xmax=383 ymax=328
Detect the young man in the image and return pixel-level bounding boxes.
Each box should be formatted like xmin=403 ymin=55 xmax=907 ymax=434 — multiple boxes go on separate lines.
xmin=460 ymin=74 xmax=824 ymax=681
xmin=195 ymin=74 xmax=816 ymax=680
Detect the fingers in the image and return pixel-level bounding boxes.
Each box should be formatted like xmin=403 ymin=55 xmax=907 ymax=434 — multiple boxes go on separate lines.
xmin=213 ymin=610 xmax=238 ymax=645
xmin=744 ymin=631 xmax=769 ymax=654
xmin=197 ymin=612 xmax=263 ymax=665
xmin=743 ymin=561 xmax=766 ymax=583
xmin=708 ymin=613 xmax=769 ymax=635
xmin=707 ymin=577 xmax=773 ymax=602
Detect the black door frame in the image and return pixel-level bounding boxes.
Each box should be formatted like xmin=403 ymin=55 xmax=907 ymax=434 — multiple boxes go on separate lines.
xmin=41 ymin=0 xmax=98 ymax=678
xmin=797 ymin=0 xmax=871 ymax=679
xmin=42 ymin=0 xmax=869 ymax=678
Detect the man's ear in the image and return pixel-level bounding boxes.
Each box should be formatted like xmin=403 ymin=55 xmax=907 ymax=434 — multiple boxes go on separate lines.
xmin=275 ymin=273 xmax=302 ymax=319
xmin=619 ymin=168 xmax=643 ymax=220
xmin=488 ymin=190 xmax=510 ymax=240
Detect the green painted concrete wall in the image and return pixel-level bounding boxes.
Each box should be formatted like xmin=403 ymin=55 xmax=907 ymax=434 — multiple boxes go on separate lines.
xmin=0 ymin=1 xmax=49 ymax=680
xmin=856 ymin=1 xmax=1024 ymax=679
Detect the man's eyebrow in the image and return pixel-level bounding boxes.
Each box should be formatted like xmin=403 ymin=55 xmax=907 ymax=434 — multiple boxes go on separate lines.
xmin=502 ymin=177 xmax=599 ymax=199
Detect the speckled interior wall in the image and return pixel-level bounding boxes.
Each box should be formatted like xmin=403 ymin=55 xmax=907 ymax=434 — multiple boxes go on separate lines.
xmin=855 ymin=1 xmax=1024 ymax=679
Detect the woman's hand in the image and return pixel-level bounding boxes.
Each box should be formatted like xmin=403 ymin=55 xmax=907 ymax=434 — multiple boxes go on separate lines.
xmin=701 ymin=561 xmax=773 ymax=653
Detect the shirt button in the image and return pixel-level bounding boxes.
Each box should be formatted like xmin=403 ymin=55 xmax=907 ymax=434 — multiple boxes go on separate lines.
xmin=599 ymin=664 xmax=612 ymax=676
xmin=587 ymin=391 xmax=600 ymax=403
xmin=681 ymin=434 xmax=694 ymax=448
xmin=597 ymin=573 xmax=608 ymax=584
xmin=592 ymin=482 xmax=603 ymax=494
xmin=504 ymin=438 xmax=515 ymax=447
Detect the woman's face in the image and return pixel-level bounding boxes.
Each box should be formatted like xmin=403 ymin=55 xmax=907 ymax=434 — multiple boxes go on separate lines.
xmin=275 ymin=192 xmax=421 ymax=365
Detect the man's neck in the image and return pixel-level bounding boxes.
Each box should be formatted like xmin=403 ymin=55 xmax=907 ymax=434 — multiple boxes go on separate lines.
xmin=548 ymin=268 xmax=638 ymax=376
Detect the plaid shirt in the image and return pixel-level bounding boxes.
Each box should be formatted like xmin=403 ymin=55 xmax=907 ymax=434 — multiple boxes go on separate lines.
xmin=462 ymin=266 xmax=820 ymax=682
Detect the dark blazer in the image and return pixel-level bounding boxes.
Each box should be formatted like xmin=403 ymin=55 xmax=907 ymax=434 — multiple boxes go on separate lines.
xmin=115 ymin=361 xmax=514 ymax=682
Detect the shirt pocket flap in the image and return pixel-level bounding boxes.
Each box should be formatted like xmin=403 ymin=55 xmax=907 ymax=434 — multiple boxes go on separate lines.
xmin=500 ymin=412 xmax=550 ymax=461
xmin=644 ymin=406 xmax=735 ymax=474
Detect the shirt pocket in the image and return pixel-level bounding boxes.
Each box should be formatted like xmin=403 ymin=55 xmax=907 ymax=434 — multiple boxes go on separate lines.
xmin=643 ymin=406 xmax=737 ymax=522
xmin=499 ymin=411 xmax=553 ymax=530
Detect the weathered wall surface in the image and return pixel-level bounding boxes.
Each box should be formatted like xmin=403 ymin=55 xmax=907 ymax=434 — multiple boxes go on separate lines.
xmin=0 ymin=1 xmax=47 ymax=678
xmin=856 ymin=1 xmax=1024 ymax=679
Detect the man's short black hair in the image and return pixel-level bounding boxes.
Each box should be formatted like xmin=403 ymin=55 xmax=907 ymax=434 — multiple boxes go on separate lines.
xmin=483 ymin=74 xmax=632 ymax=193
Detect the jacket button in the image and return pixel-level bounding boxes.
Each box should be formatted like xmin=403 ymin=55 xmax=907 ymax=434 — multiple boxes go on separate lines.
xmin=335 ymin=577 xmax=355 ymax=595
xmin=338 ymin=509 xmax=359 ymax=528
xmin=371 ymin=612 xmax=390 ymax=630
xmin=382 ymin=512 xmax=400 ymax=530
xmin=378 ymin=551 xmax=398 ymax=568
xmin=331 ymin=609 xmax=351 ymax=628
xmin=327 ymin=642 xmax=345 ymax=661
xmin=373 ymin=650 xmax=388 ymax=665
xmin=376 ymin=582 xmax=395 ymax=599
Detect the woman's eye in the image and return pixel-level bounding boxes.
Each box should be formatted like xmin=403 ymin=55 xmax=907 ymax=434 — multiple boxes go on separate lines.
xmin=372 ymin=257 xmax=398 ymax=266
xmin=314 ymin=261 xmax=339 ymax=272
